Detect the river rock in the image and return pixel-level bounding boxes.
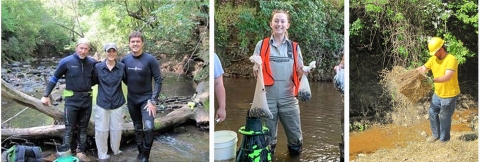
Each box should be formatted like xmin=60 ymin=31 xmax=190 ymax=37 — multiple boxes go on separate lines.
xmin=10 ymin=62 xmax=21 ymax=67
xmin=16 ymin=73 xmax=26 ymax=78
xmin=420 ymin=131 xmax=427 ymax=137
xmin=461 ymin=103 xmax=469 ymax=109
xmin=36 ymin=66 xmax=46 ymax=70
xmin=27 ymin=70 xmax=42 ymax=75
xmin=458 ymin=133 xmax=478 ymax=141
xmin=10 ymin=67 xmax=22 ymax=72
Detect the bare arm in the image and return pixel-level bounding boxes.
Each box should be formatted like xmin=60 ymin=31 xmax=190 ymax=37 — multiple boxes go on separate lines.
xmin=214 ymin=75 xmax=226 ymax=122
xmin=433 ymin=70 xmax=455 ymax=83
xmin=297 ymin=67 xmax=304 ymax=78
xmin=416 ymin=65 xmax=429 ymax=73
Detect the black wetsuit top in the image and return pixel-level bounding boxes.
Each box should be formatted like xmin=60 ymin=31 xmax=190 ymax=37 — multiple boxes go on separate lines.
xmin=43 ymin=54 xmax=96 ymax=97
xmin=121 ymin=52 xmax=162 ymax=103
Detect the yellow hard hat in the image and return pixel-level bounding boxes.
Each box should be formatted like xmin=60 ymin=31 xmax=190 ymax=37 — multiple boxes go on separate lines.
xmin=428 ymin=37 xmax=444 ymax=56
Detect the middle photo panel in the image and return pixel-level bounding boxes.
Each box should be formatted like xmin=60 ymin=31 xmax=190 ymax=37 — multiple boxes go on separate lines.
xmin=213 ymin=1 xmax=345 ymax=161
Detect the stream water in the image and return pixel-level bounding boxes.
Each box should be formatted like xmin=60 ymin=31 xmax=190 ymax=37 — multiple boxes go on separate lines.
xmin=215 ymin=78 xmax=344 ymax=161
xmin=1 ymin=60 xmax=209 ymax=161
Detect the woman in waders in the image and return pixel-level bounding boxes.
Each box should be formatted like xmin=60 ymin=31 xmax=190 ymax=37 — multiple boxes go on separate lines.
xmin=251 ymin=9 xmax=311 ymax=156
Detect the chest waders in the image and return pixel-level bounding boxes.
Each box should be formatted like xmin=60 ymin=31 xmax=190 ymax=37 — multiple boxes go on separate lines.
xmin=262 ymin=38 xmax=303 ymax=156
xmin=236 ymin=114 xmax=272 ymax=162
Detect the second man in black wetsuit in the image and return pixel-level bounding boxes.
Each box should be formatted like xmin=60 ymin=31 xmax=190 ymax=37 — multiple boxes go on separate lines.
xmin=121 ymin=31 xmax=162 ymax=162
xmin=41 ymin=38 xmax=95 ymax=162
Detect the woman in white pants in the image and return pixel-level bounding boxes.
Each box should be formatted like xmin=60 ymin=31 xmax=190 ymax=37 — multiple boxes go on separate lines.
xmin=93 ymin=43 xmax=126 ymax=160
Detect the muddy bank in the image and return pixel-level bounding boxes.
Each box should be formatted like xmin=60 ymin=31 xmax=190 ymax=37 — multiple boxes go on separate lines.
xmin=350 ymin=108 xmax=478 ymax=161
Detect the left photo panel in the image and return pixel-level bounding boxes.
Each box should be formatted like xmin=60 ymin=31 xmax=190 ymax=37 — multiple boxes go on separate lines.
xmin=1 ymin=1 xmax=210 ymax=161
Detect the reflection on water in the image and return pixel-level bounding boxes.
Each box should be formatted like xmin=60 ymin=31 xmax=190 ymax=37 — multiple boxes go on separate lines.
xmin=215 ymin=78 xmax=343 ymax=161
xmin=115 ymin=125 xmax=209 ymax=161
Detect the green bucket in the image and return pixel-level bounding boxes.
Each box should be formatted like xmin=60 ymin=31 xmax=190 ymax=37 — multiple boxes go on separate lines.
xmin=53 ymin=156 xmax=79 ymax=162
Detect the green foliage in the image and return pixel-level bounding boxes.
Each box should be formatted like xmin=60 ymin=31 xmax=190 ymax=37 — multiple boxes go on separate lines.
xmin=350 ymin=122 xmax=369 ymax=132
xmin=350 ymin=0 xmax=477 ymax=68
xmin=443 ymin=33 xmax=475 ymax=65
xmin=1 ymin=0 xmax=70 ymax=61
xmin=350 ymin=18 xmax=364 ymax=37
xmin=2 ymin=0 xmax=207 ymax=63
xmin=215 ymin=5 xmax=263 ymax=61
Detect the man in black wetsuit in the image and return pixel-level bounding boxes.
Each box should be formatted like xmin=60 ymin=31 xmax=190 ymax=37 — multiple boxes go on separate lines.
xmin=41 ymin=38 xmax=96 ymax=162
xmin=121 ymin=31 xmax=162 ymax=162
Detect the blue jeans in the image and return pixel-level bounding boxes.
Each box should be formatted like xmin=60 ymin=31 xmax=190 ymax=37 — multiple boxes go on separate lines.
xmin=429 ymin=93 xmax=458 ymax=141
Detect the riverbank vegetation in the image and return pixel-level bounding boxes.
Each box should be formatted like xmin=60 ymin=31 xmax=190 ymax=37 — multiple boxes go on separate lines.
xmin=2 ymin=0 xmax=209 ymax=81
xmin=349 ymin=0 xmax=478 ymax=126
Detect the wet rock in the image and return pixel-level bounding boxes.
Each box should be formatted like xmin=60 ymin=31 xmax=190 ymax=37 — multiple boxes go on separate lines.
xmin=458 ymin=133 xmax=477 ymax=141
xmin=28 ymin=70 xmax=42 ymax=75
xmin=22 ymin=64 xmax=32 ymax=68
xmin=16 ymin=73 xmax=26 ymax=78
xmin=461 ymin=103 xmax=469 ymax=109
xmin=10 ymin=62 xmax=21 ymax=67
xmin=10 ymin=67 xmax=22 ymax=72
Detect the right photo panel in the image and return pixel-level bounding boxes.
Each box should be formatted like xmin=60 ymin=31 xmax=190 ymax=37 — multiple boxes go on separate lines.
xmin=349 ymin=0 xmax=478 ymax=161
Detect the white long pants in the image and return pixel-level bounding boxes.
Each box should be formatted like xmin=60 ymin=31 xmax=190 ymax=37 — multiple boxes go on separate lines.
xmin=94 ymin=105 xmax=124 ymax=159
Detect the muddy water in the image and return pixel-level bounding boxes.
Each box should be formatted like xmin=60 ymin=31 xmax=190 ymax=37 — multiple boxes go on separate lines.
xmin=349 ymin=108 xmax=477 ymax=161
xmin=215 ymin=78 xmax=344 ymax=161
xmin=1 ymin=73 xmax=209 ymax=161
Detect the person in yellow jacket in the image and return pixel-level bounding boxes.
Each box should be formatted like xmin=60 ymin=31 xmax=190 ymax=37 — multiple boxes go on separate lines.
xmin=251 ymin=9 xmax=309 ymax=156
xmin=416 ymin=37 xmax=460 ymax=142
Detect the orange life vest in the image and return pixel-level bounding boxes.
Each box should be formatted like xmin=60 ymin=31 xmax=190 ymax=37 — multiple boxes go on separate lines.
xmin=259 ymin=37 xmax=300 ymax=96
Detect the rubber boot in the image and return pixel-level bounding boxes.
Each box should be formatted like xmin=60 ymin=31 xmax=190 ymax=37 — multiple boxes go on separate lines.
xmin=141 ymin=148 xmax=151 ymax=162
xmin=270 ymin=143 xmax=276 ymax=155
xmin=136 ymin=145 xmax=143 ymax=160
xmin=287 ymin=144 xmax=302 ymax=156
xmin=141 ymin=120 xmax=154 ymax=161
xmin=134 ymin=124 xmax=144 ymax=160
xmin=141 ymin=130 xmax=154 ymax=162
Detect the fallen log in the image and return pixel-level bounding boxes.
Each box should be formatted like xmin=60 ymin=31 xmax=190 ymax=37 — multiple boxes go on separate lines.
xmin=1 ymin=79 xmax=64 ymax=122
xmin=2 ymin=106 xmax=196 ymax=139
xmin=193 ymin=81 xmax=209 ymax=128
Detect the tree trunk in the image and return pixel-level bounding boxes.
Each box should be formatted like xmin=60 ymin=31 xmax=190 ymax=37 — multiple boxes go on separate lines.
xmin=1 ymin=106 xmax=196 ymax=139
xmin=1 ymin=79 xmax=64 ymax=121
